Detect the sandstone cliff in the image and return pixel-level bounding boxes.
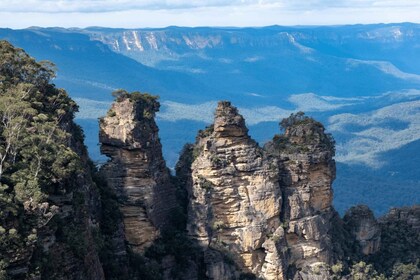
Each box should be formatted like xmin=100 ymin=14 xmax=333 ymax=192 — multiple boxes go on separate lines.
xmin=2 ymin=121 xmax=105 ymax=280
xmin=264 ymin=112 xmax=337 ymax=279
xmin=181 ymin=104 xmax=339 ymax=279
xmin=2 ymin=39 xmax=419 ymax=280
xmin=185 ymin=101 xmax=287 ymax=279
xmin=99 ymin=94 xmax=177 ymax=254
xmin=343 ymin=205 xmax=381 ymax=255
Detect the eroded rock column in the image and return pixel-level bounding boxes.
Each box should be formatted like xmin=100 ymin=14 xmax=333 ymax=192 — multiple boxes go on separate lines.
xmin=186 ymin=101 xmax=287 ymax=279
xmin=265 ymin=114 xmax=337 ymax=279
xmin=99 ymin=96 xmax=177 ymax=253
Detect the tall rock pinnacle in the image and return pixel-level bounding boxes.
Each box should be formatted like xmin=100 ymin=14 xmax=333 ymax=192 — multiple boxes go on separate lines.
xmin=185 ymin=101 xmax=287 ymax=279
xmin=265 ymin=112 xmax=337 ymax=279
xmin=99 ymin=94 xmax=177 ymax=253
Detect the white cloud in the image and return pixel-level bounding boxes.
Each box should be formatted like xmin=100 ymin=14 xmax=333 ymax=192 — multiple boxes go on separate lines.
xmin=156 ymin=100 xmax=293 ymax=125
xmin=0 ymin=0 xmax=296 ymax=13
xmin=2 ymin=0 xmax=419 ymax=13
xmin=156 ymin=92 xmax=360 ymax=125
xmin=74 ymin=90 xmax=420 ymax=168
xmin=244 ymin=56 xmax=263 ymax=62
xmin=157 ymin=100 xmax=216 ymax=123
xmin=0 ymin=1 xmax=419 ymax=28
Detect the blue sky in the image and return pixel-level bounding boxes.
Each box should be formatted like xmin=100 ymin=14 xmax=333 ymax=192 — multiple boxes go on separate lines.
xmin=0 ymin=0 xmax=419 ymax=28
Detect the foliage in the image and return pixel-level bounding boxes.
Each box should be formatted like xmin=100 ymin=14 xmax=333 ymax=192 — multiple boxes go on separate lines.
xmin=111 ymin=89 xmax=160 ymax=119
xmin=349 ymin=261 xmax=387 ymax=280
xmin=112 ymin=89 xmax=158 ymax=105
xmin=391 ymin=261 xmax=420 ymax=280
xmin=279 ymin=111 xmax=321 ymax=131
xmin=331 ymin=262 xmax=344 ymax=279
xmin=91 ymin=169 xmax=126 ymax=279
xmin=369 ymin=215 xmax=420 ymax=275
xmin=271 ymin=112 xmax=336 ymax=154
xmin=0 ymin=40 xmax=85 ymax=278
xmin=198 ymin=124 xmax=214 ymax=138
xmin=272 ymin=134 xmax=289 ymax=150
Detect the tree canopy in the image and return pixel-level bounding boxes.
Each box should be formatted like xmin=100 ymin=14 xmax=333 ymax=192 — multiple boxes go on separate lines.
xmin=0 ymin=40 xmax=83 ymax=276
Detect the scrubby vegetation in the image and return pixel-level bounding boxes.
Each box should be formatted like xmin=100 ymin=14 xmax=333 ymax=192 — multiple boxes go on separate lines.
xmin=111 ymin=89 xmax=160 ymax=119
xmin=265 ymin=112 xmax=335 ymax=155
xmin=0 ymin=40 xmax=92 ymax=278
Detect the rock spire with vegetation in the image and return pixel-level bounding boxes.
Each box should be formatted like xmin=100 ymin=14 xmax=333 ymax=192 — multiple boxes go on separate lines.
xmin=99 ymin=89 xmax=178 ymax=253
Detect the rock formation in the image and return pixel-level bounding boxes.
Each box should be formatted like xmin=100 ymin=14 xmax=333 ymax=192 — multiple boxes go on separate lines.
xmin=2 ymin=39 xmax=419 ymax=280
xmin=185 ymin=101 xmax=287 ymax=279
xmin=264 ymin=112 xmax=337 ymax=279
xmin=180 ymin=104 xmax=341 ymax=279
xmin=380 ymin=205 xmax=420 ymax=231
xmin=371 ymin=205 xmax=420 ymax=271
xmin=99 ymin=94 xmax=177 ymax=253
xmin=343 ymin=205 xmax=381 ymax=255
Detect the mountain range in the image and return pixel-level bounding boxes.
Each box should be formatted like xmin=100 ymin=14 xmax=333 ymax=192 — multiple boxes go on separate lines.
xmin=1 ymin=23 xmax=419 ymax=215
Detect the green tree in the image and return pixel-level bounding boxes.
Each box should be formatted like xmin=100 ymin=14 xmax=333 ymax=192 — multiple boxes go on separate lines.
xmin=0 ymin=40 xmax=84 ymax=278
xmin=350 ymin=261 xmax=387 ymax=280
xmin=391 ymin=261 xmax=420 ymax=280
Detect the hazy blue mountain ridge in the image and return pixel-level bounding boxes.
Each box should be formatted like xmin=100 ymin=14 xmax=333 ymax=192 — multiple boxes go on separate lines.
xmin=1 ymin=23 xmax=419 ymax=215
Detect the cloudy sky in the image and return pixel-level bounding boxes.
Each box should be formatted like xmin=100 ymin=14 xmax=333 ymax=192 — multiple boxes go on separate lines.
xmin=0 ymin=0 xmax=419 ymax=28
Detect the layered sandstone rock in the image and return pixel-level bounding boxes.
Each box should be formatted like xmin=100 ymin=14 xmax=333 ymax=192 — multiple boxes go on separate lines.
xmin=186 ymin=101 xmax=287 ymax=279
xmin=374 ymin=205 xmax=420 ymax=268
xmin=380 ymin=205 xmax=420 ymax=230
xmin=264 ymin=113 xmax=337 ymax=279
xmin=99 ymin=96 xmax=177 ymax=253
xmin=343 ymin=205 xmax=381 ymax=255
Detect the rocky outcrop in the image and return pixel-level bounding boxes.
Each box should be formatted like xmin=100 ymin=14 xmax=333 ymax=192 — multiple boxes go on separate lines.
xmin=380 ymin=205 xmax=420 ymax=230
xmin=343 ymin=205 xmax=381 ymax=255
xmin=99 ymin=95 xmax=177 ymax=253
xmin=371 ymin=205 xmax=420 ymax=270
xmin=264 ymin=113 xmax=337 ymax=279
xmin=185 ymin=101 xmax=287 ymax=279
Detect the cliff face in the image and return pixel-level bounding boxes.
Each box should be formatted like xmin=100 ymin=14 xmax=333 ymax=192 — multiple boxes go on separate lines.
xmin=185 ymin=101 xmax=286 ymax=279
xmin=182 ymin=104 xmax=338 ymax=279
xmin=99 ymin=96 xmax=177 ymax=253
xmin=371 ymin=205 xmax=420 ymax=272
xmin=3 ymin=40 xmax=419 ymax=280
xmin=343 ymin=205 xmax=381 ymax=255
xmin=264 ymin=113 xmax=337 ymax=279
xmin=2 ymin=123 xmax=105 ymax=280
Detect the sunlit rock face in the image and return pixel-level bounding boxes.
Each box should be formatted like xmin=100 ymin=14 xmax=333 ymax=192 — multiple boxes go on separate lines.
xmin=185 ymin=101 xmax=287 ymax=279
xmin=99 ymin=97 xmax=177 ymax=253
xmin=263 ymin=113 xmax=338 ymax=279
